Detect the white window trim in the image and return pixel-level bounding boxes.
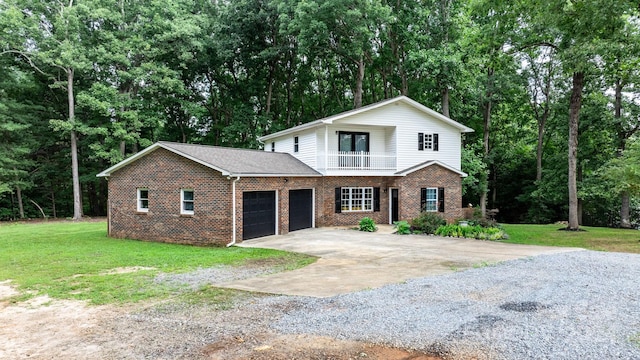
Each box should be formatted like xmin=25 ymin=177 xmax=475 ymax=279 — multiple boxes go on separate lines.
xmin=425 ymin=187 xmax=438 ymax=212
xmin=137 ymin=188 xmax=149 ymax=212
xmin=424 ymin=133 xmax=434 ymax=150
xmin=341 ymin=187 xmax=373 ymax=212
xmin=294 ymin=136 xmax=299 ymax=152
xmin=181 ymin=189 xmax=194 ymax=215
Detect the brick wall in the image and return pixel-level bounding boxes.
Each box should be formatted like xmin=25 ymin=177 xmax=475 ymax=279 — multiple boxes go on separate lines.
xmin=393 ymin=164 xmax=463 ymax=222
xmin=318 ymin=165 xmax=463 ymax=227
xmin=108 ymin=148 xmax=233 ymax=246
xmin=318 ymin=176 xmax=393 ymax=226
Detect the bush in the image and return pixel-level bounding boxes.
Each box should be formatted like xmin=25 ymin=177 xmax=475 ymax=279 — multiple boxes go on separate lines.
xmin=435 ymin=224 xmax=507 ymax=240
xmin=393 ymin=220 xmax=411 ymax=235
xmin=359 ymin=217 xmax=377 ymax=232
xmin=411 ymin=212 xmax=446 ymax=234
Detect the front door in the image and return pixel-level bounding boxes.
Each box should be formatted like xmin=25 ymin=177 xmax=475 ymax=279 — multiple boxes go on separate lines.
xmin=390 ymin=188 xmax=399 ymax=224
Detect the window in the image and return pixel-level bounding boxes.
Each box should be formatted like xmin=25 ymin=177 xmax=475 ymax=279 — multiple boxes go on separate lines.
xmin=294 ymin=136 xmax=299 ymax=152
xmin=424 ymin=188 xmax=438 ymax=212
xmin=418 ymin=133 xmax=439 ymax=151
xmin=421 ymin=187 xmax=445 ymax=212
xmin=340 ymin=187 xmax=373 ymax=212
xmin=339 ymin=132 xmax=369 ymax=152
xmin=271 ymin=142 xmax=275 ymax=152
xmin=181 ymin=189 xmax=194 ymax=215
xmin=137 ymin=188 xmax=149 ymax=212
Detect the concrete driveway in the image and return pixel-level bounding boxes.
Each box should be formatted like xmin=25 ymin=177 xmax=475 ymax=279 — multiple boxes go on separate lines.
xmin=222 ymin=226 xmax=579 ymax=297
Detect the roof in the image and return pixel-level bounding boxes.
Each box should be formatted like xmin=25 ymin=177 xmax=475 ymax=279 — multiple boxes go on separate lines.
xmin=258 ymin=95 xmax=475 ymax=141
xmin=395 ymin=160 xmax=467 ymax=177
xmin=96 ymin=141 xmax=322 ymax=178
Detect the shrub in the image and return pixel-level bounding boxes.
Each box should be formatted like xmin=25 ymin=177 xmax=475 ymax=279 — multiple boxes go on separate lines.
xmin=411 ymin=212 xmax=446 ymax=234
xmin=359 ymin=217 xmax=377 ymax=232
xmin=394 ymin=220 xmax=411 ymax=235
xmin=435 ymin=224 xmax=507 ymax=240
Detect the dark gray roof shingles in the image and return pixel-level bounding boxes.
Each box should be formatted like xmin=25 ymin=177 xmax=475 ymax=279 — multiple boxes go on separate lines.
xmin=159 ymin=141 xmax=321 ymax=176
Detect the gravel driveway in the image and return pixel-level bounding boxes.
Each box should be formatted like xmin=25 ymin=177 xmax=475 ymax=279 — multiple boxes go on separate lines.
xmin=261 ymin=250 xmax=640 ymax=359
xmin=4 ymin=248 xmax=637 ymax=359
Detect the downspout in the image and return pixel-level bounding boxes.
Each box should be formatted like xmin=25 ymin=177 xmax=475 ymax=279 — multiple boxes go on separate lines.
xmin=227 ymin=176 xmax=241 ymax=247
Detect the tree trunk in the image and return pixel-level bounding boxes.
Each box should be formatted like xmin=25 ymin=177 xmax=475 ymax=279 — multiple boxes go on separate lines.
xmin=16 ymin=185 xmax=24 ymax=218
xmin=69 ymin=68 xmax=83 ymax=220
xmin=51 ymin=188 xmax=57 ymax=218
xmin=536 ymin=111 xmax=548 ymax=182
xmin=441 ymin=87 xmax=450 ymax=118
xmin=354 ymin=57 xmax=364 ymax=109
xmin=620 ymin=192 xmax=631 ymax=228
xmin=480 ymin=67 xmax=494 ymax=217
xmin=567 ymin=71 xmax=584 ymax=230
xmin=614 ymin=79 xmax=632 ymax=228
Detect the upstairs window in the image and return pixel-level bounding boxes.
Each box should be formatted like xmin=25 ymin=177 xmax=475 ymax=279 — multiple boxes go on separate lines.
xmin=181 ymin=189 xmax=194 ymax=215
xmin=294 ymin=136 xmax=299 ymax=152
xmin=418 ymin=133 xmax=439 ymax=151
xmin=271 ymin=142 xmax=275 ymax=152
xmin=339 ymin=132 xmax=369 ymax=152
xmin=137 ymin=188 xmax=149 ymax=212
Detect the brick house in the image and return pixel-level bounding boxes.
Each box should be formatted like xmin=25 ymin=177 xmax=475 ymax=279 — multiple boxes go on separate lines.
xmin=97 ymin=96 xmax=473 ymax=246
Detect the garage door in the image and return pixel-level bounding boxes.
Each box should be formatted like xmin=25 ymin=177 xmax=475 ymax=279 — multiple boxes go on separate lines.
xmin=289 ymin=189 xmax=313 ymax=232
xmin=243 ymin=191 xmax=276 ymax=240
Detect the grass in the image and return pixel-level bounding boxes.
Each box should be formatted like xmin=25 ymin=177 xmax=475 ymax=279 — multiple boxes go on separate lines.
xmin=0 ymin=221 xmax=315 ymax=305
xmin=502 ymin=224 xmax=640 ymax=253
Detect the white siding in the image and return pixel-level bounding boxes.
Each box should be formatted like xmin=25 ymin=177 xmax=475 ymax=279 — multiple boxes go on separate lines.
xmin=332 ymin=102 xmax=463 ymax=171
xmin=261 ymin=101 xmax=464 ymax=174
xmin=262 ymin=130 xmax=317 ymax=168
xmin=296 ymin=130 xmax=316 ymax=168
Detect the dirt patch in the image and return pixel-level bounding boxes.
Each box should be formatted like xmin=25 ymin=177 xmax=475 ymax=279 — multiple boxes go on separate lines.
xmin=0 ymin=286 xmax=444 ymax=360
xmin=202 ymin=333 xmax=440 ymax=359
xmin=0 ymin=295 xmax=118 ymax=360
xmin=99 ymin=266 xmax=156 ymax=275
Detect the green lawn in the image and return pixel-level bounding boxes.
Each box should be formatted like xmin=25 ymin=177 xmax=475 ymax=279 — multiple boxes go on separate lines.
xmin=502 ymin=224 xmax=640 ymax=253
xmin=0 ymin=221 xmax=315 ymax=305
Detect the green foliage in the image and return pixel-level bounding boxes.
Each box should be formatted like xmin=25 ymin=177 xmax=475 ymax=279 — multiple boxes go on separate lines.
xmin=411 ymin=212 xmax=447 ymax=234
xmin=393 ymin=220 xmax=411 ymax=235
xmin=600 ymin=139 xmax=640 ymax=197
xmin=0 ymin=0 xmax=638 ymax=227
xmin=359 ymin=217 xmax=377 ymax=232
xmin=435 ymin=224 xmax=506 ymax=240
xmin=0 ymin=221 xmax=315 ymax=304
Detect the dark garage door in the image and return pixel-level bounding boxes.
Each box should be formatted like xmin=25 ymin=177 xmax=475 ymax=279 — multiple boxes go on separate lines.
xmin=243 ymin=191 xmax=276 ymax=240
xmin=289 ymin=189 xmax=313 ymax=232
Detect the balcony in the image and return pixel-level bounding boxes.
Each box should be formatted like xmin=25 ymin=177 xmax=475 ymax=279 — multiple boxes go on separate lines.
xmin=324 ymin=151 xmax=396 ymax=171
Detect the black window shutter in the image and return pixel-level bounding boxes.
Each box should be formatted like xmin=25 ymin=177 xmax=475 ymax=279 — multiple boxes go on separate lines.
xmin=420 ymin=188 xmax=426 ymax=212
xmin=335 ymin=187 xmax=342 ymax=213
xmin=433 ymin=134 xmax=439 ymax=151
xmin=373 ymin=187 xmax=380 ymax=212
xmin=418 ymin=133 xmax=424 ymax=150
xmin=438 ymin=187 xmax=445 ymax=212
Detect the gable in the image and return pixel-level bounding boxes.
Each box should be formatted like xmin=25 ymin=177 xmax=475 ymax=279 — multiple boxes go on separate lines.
xmin=258 ymin=96 xmax=473 ymax=142
xmin=329 ymin=101 xmax=463 ymax=134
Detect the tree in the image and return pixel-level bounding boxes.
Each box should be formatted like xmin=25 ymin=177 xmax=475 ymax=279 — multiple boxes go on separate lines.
xmin=1 ymin=0 xmax=93 ymax=220
xmin=522 ymin=0 xmax=638 ymax=230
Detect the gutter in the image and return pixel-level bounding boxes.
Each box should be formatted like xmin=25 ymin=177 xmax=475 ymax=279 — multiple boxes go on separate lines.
xmin=226 ymin=176 xmax=241 ymax=247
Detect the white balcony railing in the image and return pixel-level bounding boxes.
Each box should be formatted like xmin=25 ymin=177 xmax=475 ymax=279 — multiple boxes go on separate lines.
xmin=324 ymin=151 xmax=396 ymax=170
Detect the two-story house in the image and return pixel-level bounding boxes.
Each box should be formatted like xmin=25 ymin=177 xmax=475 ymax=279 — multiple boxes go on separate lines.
xmin=98 ymin=96 xmax=473 ymax=246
